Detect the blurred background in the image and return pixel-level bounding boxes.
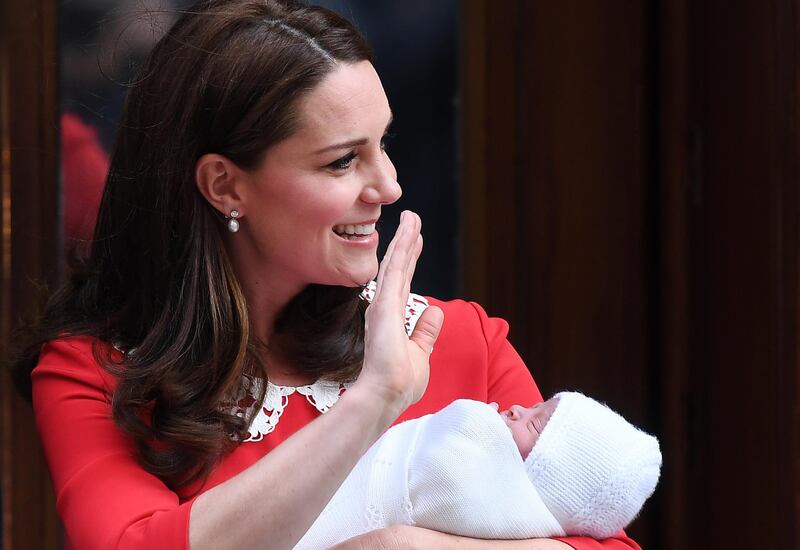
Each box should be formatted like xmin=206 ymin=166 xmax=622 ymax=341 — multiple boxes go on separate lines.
xmin=1 ymin=1 xmax=798 ymax=549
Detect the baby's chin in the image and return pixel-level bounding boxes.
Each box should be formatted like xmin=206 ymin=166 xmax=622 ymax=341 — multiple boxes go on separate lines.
xmin=501 ymin=423 xmax=529 ymax=458
xmin=518 ymin=441 xmax=535 ymax=458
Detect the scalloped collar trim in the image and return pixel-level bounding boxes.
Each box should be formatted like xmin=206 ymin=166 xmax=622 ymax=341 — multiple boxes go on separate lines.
xmin=236 ymin=282 xmax=428 ymax=442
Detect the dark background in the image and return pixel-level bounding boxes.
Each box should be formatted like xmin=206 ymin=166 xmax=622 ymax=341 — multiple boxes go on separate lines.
xmin=2 ymin=1 xmax=799 ymax=549
xmin=57 ymin=0 xmax=460 ymax=299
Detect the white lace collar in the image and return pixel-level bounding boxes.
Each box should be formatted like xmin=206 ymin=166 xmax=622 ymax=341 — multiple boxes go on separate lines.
xmin=230 ymin=377 xmax=352 ymax=442
xmin=235 ymin=282 xmax=428 ymax=442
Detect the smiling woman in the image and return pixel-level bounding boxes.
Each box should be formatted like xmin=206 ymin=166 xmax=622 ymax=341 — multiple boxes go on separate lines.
xmin=196 ymin=61 xmax=401 ymax=319
xmin=9 ymin=2 xmax=639 ymax=550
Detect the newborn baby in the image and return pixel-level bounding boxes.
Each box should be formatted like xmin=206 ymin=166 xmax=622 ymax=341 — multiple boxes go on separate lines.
xmin=493 ymin=397 xmax=561 ymax=457
xmin=294 ymin=393 xmax=661 ymax=549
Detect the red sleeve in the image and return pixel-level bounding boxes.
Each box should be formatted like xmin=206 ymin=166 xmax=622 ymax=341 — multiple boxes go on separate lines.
xmin=32 ymin=338 xmax=192 ymax=550
xmin=473 ymin=303 xmax=642 ymax=550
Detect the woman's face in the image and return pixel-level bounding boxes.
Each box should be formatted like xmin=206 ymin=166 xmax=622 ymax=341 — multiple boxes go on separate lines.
xmin=235 ymin=60 xmax=400 ymax=294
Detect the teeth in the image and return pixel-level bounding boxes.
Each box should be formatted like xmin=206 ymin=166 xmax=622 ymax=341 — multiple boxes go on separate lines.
xmin=333 ymin=223 xmax=376 ymax=235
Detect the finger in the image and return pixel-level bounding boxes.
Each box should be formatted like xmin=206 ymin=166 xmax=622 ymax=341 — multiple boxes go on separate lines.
xmin=398 ymin=212 xmax=421 ymax=297
xmin=403 ymin=232 xmax=423 ymax=298
xmin=376 ymin=211 xmax=419 ymax=304
xmin=400 ymin=213 xmax=422 ymax=302
xmin=409 ymin=305 xmax=444 ymax=355
xmin=374 ymin=211 xmax=407 ymax=298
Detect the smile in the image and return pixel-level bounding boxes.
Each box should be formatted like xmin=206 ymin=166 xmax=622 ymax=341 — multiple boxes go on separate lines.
xmin=332 ymin=222 xmax=376 ymax=238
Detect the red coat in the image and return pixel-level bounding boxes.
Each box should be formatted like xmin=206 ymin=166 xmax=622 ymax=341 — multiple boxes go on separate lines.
xmin=32 ymin=297 xmax=640 ymax=550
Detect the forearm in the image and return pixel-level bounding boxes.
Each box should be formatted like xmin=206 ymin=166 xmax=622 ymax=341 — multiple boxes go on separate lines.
xmin=189 ymin=384 xmax=403 ymax=550
xmin=420 ymin=532 xmax=573 ymax=550
xmin=332 ymin=526 xmax=573 ymax=550
xmin=191 ymin=211 xmax=441 ymax=550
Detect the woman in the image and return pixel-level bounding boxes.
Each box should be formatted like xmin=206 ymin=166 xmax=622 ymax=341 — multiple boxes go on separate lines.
xmin=15 ymin=1 xmax=641 ymax=549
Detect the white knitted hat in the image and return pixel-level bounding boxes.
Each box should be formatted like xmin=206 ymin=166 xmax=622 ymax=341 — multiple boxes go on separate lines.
xmin=523 ymin=392 xmax=661 ymax=538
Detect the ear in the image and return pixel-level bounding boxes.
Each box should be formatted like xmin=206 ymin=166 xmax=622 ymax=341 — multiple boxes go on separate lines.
xmin=195 ymin=153 xmax=247 ymax=217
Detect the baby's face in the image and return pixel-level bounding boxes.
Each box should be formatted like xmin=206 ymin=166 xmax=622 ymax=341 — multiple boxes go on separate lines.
xmin=494 ymin=397 xmax=560 ymax=457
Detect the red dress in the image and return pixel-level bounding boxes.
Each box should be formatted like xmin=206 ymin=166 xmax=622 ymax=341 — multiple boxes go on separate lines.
xmin=32 ymin=297 xmax=641 ymax=550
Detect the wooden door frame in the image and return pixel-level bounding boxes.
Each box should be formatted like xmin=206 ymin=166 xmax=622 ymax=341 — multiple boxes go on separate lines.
xmin=461 ymin=0 xmax=800 ymax=548
xmin=1 ymin=0 xmax=62 ymax=548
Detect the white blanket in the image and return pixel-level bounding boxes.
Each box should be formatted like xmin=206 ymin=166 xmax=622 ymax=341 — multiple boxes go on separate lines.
xmin=294 ymin=399 xmax=566 ymax=550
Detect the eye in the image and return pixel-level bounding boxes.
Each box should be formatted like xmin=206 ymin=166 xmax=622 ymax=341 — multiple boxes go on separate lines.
xmin=326 ymin=151 xmax=357 ymax=171
xmin=528 ymin=418 xmax=543 ymax=434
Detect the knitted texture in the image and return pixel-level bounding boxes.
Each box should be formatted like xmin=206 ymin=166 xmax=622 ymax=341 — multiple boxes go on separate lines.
xmin=408 ymin=399 xmax=564 ymax=539
xmin=294 ymin=415 xmax=422 ymax=550
xmin=524 ymin=392 xmax=662 ymax=539
xmin=294 ymin=400 xmax=565 ymax=549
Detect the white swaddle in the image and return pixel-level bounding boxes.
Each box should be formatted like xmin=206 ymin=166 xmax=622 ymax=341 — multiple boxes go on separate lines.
xmin=293 ymin=399 xmax=565 ymax=550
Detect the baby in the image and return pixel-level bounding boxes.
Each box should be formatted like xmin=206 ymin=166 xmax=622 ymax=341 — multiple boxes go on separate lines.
xmin=294 ymin=393 xmax=661 ymax=549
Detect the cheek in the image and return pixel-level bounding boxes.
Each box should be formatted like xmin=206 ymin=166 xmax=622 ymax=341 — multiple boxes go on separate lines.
xmin=519 ymin=439 xmax=535 ymax=457
xmin=513 ymin=426 xmax=536 ymax=457
xmin=290 ymin=186 xmax=360 ymax=227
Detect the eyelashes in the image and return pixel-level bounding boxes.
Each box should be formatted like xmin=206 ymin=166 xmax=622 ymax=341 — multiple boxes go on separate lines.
xmin=327 ymin=151 xmax=357 ymax=171
xmin=527 ymin=418 xmax=544 ymax=435
xmin=325 ymin=133 xmax=395 ymax=172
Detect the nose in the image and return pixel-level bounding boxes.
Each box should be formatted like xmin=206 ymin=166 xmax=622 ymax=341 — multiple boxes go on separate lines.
xmin=360 ymin=152 xmax=401 ymax=205
xmin=508 ymin=405 xmax=525 ymax=420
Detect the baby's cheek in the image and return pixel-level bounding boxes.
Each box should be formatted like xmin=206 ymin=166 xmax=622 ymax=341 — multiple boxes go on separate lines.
xmin=517 ymin=429 xmax=538 ymax=458
xmin=507 ymin=426 xmax=527 ymax=457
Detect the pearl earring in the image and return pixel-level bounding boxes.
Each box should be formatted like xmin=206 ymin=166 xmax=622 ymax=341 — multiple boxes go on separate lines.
xmin=227 ymin=210 xmax=240 ymax=233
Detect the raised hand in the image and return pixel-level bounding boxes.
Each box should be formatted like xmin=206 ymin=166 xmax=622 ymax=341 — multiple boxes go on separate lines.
xmin=355 ymin=210 xmax=444 ymax=413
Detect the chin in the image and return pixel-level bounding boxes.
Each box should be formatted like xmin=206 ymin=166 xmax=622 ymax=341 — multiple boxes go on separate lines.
xmin=338 ymin=262 xmax=379 ymax=288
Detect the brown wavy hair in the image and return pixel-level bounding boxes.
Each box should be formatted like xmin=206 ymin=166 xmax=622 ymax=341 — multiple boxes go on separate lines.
xmin=12 ymin=0 xmax=374 ymax=490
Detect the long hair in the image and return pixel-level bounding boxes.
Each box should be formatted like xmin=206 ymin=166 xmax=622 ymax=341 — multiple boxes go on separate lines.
xmin=13 ymin=0 xmax=373 ymax=490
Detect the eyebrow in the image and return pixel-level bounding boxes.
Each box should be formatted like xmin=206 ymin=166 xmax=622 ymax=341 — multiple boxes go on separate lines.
xmin=313 ymin=112 xmax=394 ymax=155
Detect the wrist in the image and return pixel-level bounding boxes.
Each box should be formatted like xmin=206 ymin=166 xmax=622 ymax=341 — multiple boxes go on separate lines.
xmin=337 ymin=381 xmax=406 ymax=437
xmin=347 ymin=373 xmax=413 ymax=417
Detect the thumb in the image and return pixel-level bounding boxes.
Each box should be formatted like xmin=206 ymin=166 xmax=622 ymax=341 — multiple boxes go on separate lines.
xmin=410 ymin=305 xmax=444 ymax=354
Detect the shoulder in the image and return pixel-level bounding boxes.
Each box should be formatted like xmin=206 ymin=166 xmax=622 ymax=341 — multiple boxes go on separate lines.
xmin=32 ymin=336 xmax=119 ymax=400
xmin=427 ymin=297 xmax=506 ymax=337
xmin=423 ymin=296 xmax=511 ymax=360
xmin=403 ymin=293 xmax=538 ymax=418
xmin=361 ymin=281 xmax=502 ymax=339
xmin=36 ymin=335 xmax=113 ymax=367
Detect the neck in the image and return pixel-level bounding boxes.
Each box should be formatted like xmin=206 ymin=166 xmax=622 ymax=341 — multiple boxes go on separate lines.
xmin=225 ymin=240 xmax=305 ymax=357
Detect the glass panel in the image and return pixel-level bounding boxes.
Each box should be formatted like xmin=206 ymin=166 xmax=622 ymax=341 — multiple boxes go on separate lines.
xmin=60 ymin=1 xmax=192 ymax=256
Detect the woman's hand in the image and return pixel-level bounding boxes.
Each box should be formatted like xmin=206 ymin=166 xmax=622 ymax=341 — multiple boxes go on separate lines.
xmin=330 ymin=525 xmax=575 ymax=550
xmin=354 ymin=210 xmax=444 ymax=413
xmin=329 ymin=525 xmax=429 ymax=550
xmin=190 ymin=213 xmax=442 ymax=550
